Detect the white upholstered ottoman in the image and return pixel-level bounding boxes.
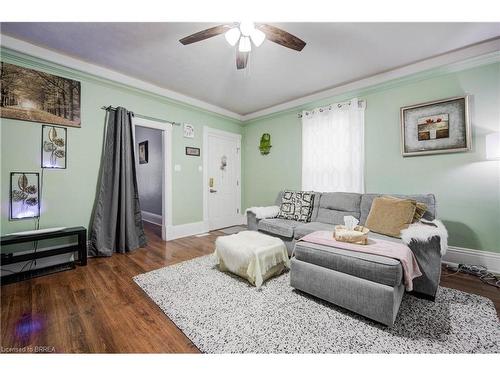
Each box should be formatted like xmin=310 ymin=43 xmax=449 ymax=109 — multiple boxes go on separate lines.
xmin=214 ymin=231 xmax=290 ymax=287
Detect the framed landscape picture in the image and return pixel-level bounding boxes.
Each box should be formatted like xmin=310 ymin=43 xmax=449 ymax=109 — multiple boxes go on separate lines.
xmin=400 ymin=96 xmax=471 ymax=157
xmin=0 ymin=62 xmax=81 ymax=127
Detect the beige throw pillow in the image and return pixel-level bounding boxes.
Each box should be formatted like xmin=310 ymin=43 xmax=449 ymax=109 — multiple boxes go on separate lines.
xmin=379 ymin=195 xmax=428 ymax=223
xmin=365 ymin=196 xmax=417 ymax=238
xmin=413 ymin=202 xmax=428 ymax=222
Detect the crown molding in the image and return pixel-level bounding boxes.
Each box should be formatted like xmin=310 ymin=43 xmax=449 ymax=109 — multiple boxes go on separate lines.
xmin=0 ymin=34 xmax=244 ymax=121
xmin=242 ymin=37 xmax=500 ymax=122
xmin=2 ymin=34 xmax=498 ymax=123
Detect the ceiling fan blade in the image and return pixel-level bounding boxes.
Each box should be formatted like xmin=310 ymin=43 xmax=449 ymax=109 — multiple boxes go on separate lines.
xmin=236 ymin=51 xmax=249 ymax=70
xmin=179 ymin=24 xmax=232 ymax=45
xmin=256 ymin=24 xmax=306 ymax=51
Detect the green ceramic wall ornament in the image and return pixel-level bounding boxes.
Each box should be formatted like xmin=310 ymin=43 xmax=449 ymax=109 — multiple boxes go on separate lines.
xmin=259 ymin=133 xmax=272 ymax=155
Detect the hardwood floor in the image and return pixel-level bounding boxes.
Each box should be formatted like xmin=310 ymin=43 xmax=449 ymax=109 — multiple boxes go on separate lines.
xmin=1 ymin=222 xmax=499 ymax=353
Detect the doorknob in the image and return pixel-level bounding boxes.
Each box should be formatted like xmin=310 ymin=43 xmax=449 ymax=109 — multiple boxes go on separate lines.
xmin=210 ymin=189 xmax=217 ymax=193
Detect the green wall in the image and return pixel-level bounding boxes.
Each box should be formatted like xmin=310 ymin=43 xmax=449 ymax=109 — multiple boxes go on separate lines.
xmin=0 ymin=48 xmax=243 ymax=236
xmin=243 ymin=62 xmax=500 ymax=253
xmin=2 ymin=47 xmax=499 ymax=254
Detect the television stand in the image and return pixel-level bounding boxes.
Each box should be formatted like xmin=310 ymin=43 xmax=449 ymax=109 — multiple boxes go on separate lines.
xmin=1 ymin=226 xmax=87 ymax=284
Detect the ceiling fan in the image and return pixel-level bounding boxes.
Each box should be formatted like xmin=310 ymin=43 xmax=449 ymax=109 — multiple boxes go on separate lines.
xmin=179 ymin=22 xmax=306 ymax=70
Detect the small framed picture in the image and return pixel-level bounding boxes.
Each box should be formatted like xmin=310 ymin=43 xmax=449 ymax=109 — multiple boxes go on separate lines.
xmin=185 ymin=147 xmax=200 ymax=156
xmin=41 ymin=125 xmax=67 ymax=168
xmin=10 ymin=172 xmax=40 ymax=220
xmin=139 ymin=141 xmax=148 ymax=164
xmin=401 ymin=96 xmax=471 ymax=156
xmin=184 ymin=123 xmax=195 ymax=138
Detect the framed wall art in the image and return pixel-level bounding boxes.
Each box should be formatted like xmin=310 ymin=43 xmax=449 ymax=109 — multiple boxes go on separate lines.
xmin=0 ymin=62 xmax=81 ymax=127
xmin=185 ymin=147 xmax=200 ymax=156
xmin=139 ymin=141 xmax=149 ymax=164
xmin=183 ymin=123 xmax=195 ymax=138
xmin=41 ymin=125 xmax=67 ymax=169
xmin=400 ymin=96 xmax=471 ymax=157
xmin=10 ymin=172 xmax=40 ymax=220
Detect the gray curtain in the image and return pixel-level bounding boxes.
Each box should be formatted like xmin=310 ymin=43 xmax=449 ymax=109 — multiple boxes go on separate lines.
xmin=89 ymin=107 xmax=146 ymax=256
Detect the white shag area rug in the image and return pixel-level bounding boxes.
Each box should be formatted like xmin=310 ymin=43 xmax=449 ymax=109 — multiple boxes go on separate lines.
xmin=133 ymin=255 xmax=500 ymax=353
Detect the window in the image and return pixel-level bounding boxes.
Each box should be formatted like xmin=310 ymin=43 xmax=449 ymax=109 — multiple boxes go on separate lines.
xmin=301 ymin=98 xmax=365 ymax=193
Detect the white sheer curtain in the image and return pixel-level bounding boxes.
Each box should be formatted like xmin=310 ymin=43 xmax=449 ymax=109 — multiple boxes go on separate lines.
xmin=301 ymin=98 xmax=365 ymax=193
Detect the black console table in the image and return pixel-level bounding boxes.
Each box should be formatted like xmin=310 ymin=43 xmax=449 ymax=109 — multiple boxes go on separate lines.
xmin=1 ymin=226 xmax=87 ymax=284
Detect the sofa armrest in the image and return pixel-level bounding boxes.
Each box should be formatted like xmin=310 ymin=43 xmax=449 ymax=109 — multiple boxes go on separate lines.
xmin=401 ymin=220 xmax=448 ymax=256
xmin=406 ymin=236 xmax=442 ymax=300
xmin=247 ymin=211 xmax=260 ymax=231
xmin=401 ymin=220 xmax=448 ymax=300
xmin=245 ymin=206 xmax=280 ymax=231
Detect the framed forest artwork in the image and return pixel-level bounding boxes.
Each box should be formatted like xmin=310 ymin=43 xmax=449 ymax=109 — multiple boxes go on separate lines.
xmin=0 ymin=62 xmax=81 ymax=127
xmin=400 ymin=96 xmax=471 ymax=157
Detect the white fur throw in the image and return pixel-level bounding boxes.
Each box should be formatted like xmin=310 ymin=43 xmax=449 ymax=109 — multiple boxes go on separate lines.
xmin=245 ymin=206 xmax=280 ymax=219
xmin=400 ymin=219 xmax=448 ymax=255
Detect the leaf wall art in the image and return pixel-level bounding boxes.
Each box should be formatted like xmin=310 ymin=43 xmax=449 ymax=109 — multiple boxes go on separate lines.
xmin=10 ymin=172 xmax=40 ymax=220
xmin=41 ymin=125 xmax=67 ymax=168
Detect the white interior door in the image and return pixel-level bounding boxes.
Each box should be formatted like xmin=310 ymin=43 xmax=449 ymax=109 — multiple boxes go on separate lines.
xmin=206 ymin=129 xmax=241 ymax=230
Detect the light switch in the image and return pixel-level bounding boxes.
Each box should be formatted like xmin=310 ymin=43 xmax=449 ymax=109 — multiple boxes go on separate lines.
xmin=198 ymin=165 xmax=202 ymax=172
xmin=174 ymin=164 xmax=181 ymax=172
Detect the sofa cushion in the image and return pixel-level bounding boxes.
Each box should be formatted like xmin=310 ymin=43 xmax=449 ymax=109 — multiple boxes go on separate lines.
xmin=275 ymin=191 xmax=322 ymax=221
xmin=258 ymin=218 xmax=302 ymax=238
xmin=316 ymin=192 xmax=362 ymax=225
xmin=359 ymin=193 xmax=436 ymax=225
xmin=294 ymin=241 xmax=403 ymax=287
xmin=294 ymin=222 xmax=336 ymax=240
xmin=276 ymin=190 xmax=316 ymax=222
xmin=365 ymin=196 xmax=417 ymax=238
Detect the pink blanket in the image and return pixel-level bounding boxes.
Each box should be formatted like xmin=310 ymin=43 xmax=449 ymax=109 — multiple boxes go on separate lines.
xmin=298 ymin=231 xmax=422 ymax=291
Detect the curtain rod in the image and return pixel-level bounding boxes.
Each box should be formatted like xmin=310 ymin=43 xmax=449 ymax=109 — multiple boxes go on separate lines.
xmin=101 ymin=106 xmax=182 ymax=126
xmin=297 ymin=99 xmax=366 ymax=118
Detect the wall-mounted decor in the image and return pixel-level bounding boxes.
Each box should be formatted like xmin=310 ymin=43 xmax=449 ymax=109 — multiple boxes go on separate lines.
xmin=220 ymin=155 xmax=227 ymax=170
xmin=401 ymin=96 xmax=471 ymax=156
xmin=259 ymin=133 xmax=272 ymax=155
xmin=184 ymin=123 xmax=195 ymax=138
xmin=186 ymin=147 xmax=200 ymax=156
xmin=0 ymin=62 xmax=81 ymax=127
xmin=10 ymin=172 xmax=40 ymax=220
xmin=139 ymin=141 xmax=149 ymax=164
xmin=41 ymin=125 xmax=67 ymax=169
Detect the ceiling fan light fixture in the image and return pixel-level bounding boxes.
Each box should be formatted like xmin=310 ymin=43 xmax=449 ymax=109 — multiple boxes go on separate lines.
xmin=250 ymin=28 xmax=266 ymax=47
xmin=238 ymin=36 xmax=252 ymax=52
xmin=239 ymin=21 xmax=255 ymax=37
xmin=224 ymin=27 xmax=241 ymax=46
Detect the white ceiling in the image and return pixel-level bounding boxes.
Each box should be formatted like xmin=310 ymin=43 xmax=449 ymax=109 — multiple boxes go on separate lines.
xmin=1 ymin=22 xmax=499 ymax=116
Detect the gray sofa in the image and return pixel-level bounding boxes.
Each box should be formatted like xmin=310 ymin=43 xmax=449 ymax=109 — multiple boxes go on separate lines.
xmin=247 ymin=191 xmax=443 ymax=327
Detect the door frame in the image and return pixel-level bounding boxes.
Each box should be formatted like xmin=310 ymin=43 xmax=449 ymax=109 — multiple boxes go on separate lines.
xmin=203 ymin=126 xmax=242 ymax=231
xmin=133 ymin=117 xmax=172 ymax=241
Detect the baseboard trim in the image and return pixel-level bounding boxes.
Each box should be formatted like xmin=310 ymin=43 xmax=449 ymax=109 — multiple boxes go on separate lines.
xmin=443 ymin=246 xmax=500 ymax=274
xmin=240 ymin=214 xmax=247 ymax=226
xmin=141 ymin=211 xmax=162 ymax=226
xmin=165 ymin=216 xmax=247 ymax=241
xmin=166 ymin=221 xmax=207 ymax=241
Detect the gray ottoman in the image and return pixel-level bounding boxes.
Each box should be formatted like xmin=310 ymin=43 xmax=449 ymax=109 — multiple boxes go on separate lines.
xmin=290 ymin=241 xmax=405 ymax=327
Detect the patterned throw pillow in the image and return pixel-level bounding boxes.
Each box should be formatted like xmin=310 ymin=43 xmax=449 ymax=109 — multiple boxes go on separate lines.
xmin=277 ymin=190 xmax=315 ymax=222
